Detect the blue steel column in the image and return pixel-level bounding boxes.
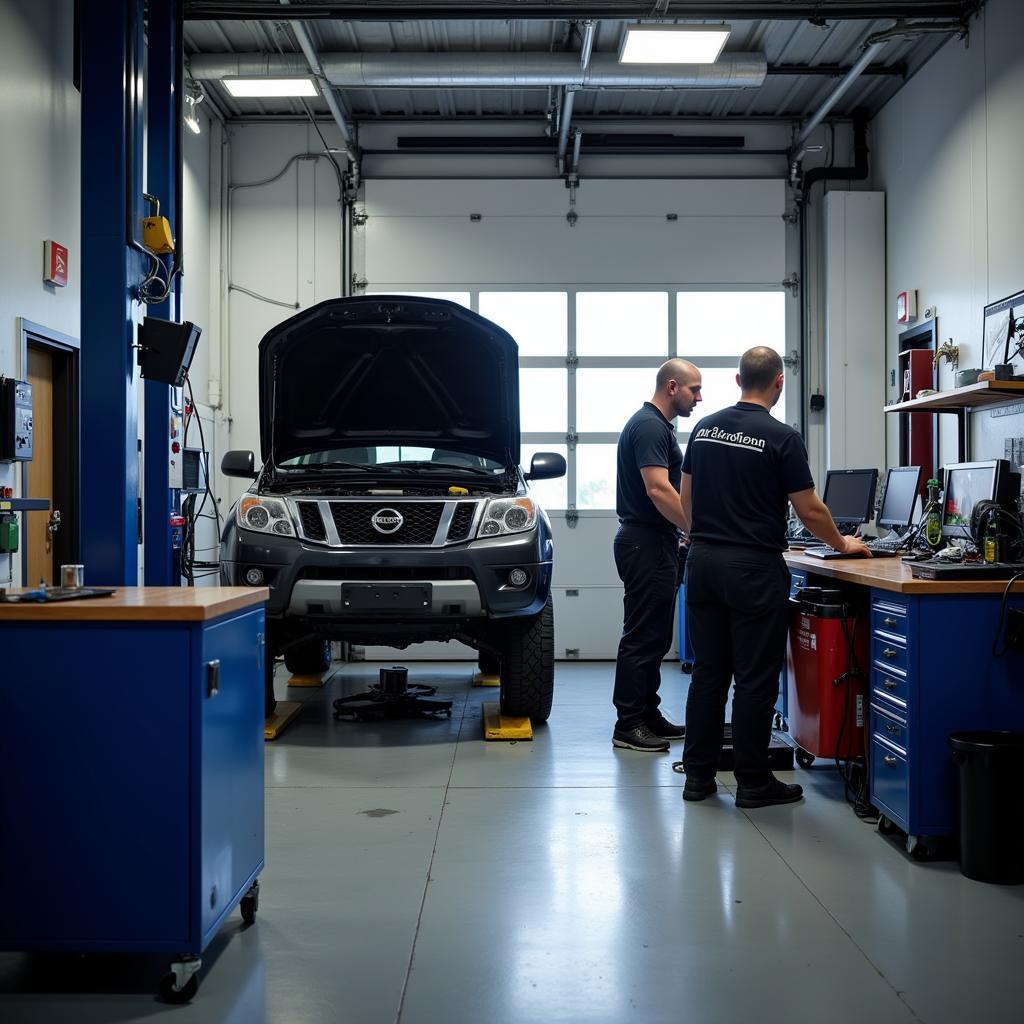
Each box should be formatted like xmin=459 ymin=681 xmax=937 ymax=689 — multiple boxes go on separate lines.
xmin=80 ymin=0 xmax=146 ymax=586
xmin=144 ymin=0 xmax=183 ymax=585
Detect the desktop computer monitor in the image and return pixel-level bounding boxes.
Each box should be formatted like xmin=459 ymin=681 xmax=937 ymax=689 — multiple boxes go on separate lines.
xmin=877 ymin=466 xmax=922 ymax=530
xmin=822 ymin=468 xmax=879 ymax=526
xmin=940 ymin=460 xmax=1017 ymax=541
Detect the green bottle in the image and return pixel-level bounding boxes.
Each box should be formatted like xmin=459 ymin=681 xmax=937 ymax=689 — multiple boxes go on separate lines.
xmin=924 ymin=477 xmax=943 ymax=549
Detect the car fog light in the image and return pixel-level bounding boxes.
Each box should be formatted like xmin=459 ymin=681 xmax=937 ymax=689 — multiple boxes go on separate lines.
xmin=480 ymin=520 xmax=501 ymax=536
xmin=508 ymin=567 xmax=530 ymax=588
xmin=244 ymin=567 xmax=265 ymax=586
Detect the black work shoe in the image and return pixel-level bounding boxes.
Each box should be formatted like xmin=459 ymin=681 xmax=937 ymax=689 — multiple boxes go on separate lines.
xmin=735 ymin=776 xmax=804 ymax=809
xmin=612 ymin=722 xmax=671 ymax=752
xmin=645 ymin=714 xmax=686 ymax=740
xmin=682 ymin=778 xmax=718 ymax=802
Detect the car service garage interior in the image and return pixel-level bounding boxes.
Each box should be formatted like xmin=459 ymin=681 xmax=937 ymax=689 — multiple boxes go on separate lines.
xmin=1 ymin=1 xmax=1023 ymax=1021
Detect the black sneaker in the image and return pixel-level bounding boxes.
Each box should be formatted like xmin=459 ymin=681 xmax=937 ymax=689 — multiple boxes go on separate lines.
xmin=612 ymin=722 xmax=671 ymax=752
xmin=682 ymin=778 xmax=717 ymax=802
xmin=735 ymin=776 xmax=804 ymax=808
xmin=645 ymin=714 xmax=686 ymax=740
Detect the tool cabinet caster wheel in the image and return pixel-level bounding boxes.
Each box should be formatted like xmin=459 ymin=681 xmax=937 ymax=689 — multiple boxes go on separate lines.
xmin=877 ymin=815 xmax=899 ymax=836
xmin=159 ymin=959 xmax=201 ymax=1004
xmin=681 ymin=661 xmax=694 ymax=674
xmin=907 ymin=835 xmax=937 ymax=861
xmin=795 ymin=748 xmax=815 ymax=769
xmin=240 ymin=880 xmax=260 ymax=925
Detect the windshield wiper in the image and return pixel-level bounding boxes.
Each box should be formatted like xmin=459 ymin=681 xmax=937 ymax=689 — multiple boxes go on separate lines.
xmin=388 ymin=461 xmax=498 ymax=477
xmin=279 ymin=461 xmax=376 ymax=473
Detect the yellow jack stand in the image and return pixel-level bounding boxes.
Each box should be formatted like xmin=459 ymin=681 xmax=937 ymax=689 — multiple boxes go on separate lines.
xmin=264 ymin=700 xmax=303 ymax=740
xmin=482 ymin=701 xmax=532 ymax=741
xmin=472 ymin=671 xmax=501 ymax=688
xmin=287 ymin=672 xmax=327 ymax=689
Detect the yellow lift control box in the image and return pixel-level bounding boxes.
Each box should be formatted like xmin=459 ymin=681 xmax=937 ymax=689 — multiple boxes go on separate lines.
xmin=143 ymin=216 xmax=175 ymax=254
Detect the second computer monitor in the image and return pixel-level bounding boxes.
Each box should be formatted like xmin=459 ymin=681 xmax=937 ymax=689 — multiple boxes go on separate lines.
xmin=878 ymin=466 xmax=923 ymax=530
xmin=822 ymin=468 xmax=879 ymax=526
xmin=940 ymin=460 xmax=1015 ymax=541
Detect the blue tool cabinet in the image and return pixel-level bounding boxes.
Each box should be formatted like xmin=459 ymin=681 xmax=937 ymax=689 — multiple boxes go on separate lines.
xmin=0 ymin=587 xmax=268 ymax=1001
xmin=785 ymin=556 xmax=1024 ymax=860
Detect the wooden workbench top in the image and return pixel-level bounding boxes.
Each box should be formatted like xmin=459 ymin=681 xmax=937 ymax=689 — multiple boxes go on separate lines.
xmin=0 ymin=586 xmax=269 ymax=622
xmin=784 ymin=551 xmax=1020 ymax=595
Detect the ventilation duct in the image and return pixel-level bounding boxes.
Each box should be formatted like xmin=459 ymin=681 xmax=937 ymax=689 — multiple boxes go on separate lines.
xmin=188 ymin=51 xmax=768 ymax=90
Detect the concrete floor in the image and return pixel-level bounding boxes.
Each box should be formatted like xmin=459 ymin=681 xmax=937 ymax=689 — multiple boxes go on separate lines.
xmin=2 ymin=661 xmax=1023 ymax=1023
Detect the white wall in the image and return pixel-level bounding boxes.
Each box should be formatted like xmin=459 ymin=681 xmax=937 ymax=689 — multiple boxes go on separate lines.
xmin=872 ymin=0 xmax=1024 ymax=470
xmin=0 ymin=1 xmax=80 ymax=583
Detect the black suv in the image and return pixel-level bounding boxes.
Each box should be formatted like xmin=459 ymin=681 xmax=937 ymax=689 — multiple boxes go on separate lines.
xmin=220 ymin=296 xmax=566 ymax=721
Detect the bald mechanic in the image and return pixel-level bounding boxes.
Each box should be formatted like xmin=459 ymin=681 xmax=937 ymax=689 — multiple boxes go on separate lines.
xmin=679 ymin=347 xmax=870 ymax=806
xmin=612 ymin=359 xmax=703 ymax=752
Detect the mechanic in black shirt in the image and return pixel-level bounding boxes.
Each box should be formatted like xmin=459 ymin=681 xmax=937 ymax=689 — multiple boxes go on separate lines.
xmin=612 ymin=359 xmax=703 ymax=752
xmin=679 ymin=347 xmax=870 ymax=806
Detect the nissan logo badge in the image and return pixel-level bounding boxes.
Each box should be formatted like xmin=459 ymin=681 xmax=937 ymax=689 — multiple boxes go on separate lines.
xmin=371 ymin=508 xmax=404 ymax=535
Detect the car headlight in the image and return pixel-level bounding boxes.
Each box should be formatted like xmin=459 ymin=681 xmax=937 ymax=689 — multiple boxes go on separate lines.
xmin=479 ymin=497 xmax=537 ymax=537
xmin=237 ymin=495 xmax=295 ymax=537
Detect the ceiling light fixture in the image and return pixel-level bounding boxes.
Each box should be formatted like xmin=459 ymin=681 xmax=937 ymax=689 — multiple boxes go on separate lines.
xmin=222 ymin=77 xmax=318 ymax=98
xmin=618 ymin=25 xmax=731 ymax=65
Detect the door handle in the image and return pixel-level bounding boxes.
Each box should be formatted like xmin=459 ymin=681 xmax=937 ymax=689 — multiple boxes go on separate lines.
xmin=884 ymin=755 xmax=898 ymax=767
xmin=47 ymin=510 xmax=62 ymax=535
xmin=206 ymin=659 xmax=221 ymax=698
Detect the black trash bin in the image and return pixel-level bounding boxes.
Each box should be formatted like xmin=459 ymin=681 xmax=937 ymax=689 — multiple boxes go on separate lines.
xmin=949 ymin=732 xmax=1024 ymax=884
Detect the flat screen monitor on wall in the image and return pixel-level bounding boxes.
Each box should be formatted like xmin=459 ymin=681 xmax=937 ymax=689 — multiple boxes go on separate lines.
xmin=982 ymin=290 xmax=1024 ymax=375
xmin=822 ymin=469 xmax=879 ymax=526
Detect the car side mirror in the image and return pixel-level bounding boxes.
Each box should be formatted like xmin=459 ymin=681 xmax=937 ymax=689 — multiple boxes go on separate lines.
xmin=221 ymin=450 xmax=257 ymax=478
xmin=525 ymin=452 xmax=566 ymax=481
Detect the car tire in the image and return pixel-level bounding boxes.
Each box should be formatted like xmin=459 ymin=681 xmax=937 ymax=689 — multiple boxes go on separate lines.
xmin=478 ymin=650 xmax=501 ymax=676
xmin=284 ymin=638 xmax=332 ymax=676
xmin=498 ymin=596 xmax=554 ymax=723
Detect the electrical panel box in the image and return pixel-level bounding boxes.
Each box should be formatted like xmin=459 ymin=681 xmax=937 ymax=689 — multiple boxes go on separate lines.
xmin=0 ymin=378 xmax=33 ymax=462
xmin=182 ymin=447 xmax=208 ymax=494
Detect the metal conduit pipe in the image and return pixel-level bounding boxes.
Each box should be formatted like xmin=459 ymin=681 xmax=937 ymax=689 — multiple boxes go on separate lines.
xmin=279 ymin=0 xmax=359 ymax=163
xmin=792 ymin=41 xmax=884 ymax=162
xmin=185 ymin=3 xmax=980 ymax=23
xmin=188 ymin=51 xmax=768 ymax=89
xmin=579 ymin=20 xmax=596 ymax=70
xmin=556 ymin=88 xmax=576 ymax=166
xmin=571 ymin=128 xmax=583 ymax=174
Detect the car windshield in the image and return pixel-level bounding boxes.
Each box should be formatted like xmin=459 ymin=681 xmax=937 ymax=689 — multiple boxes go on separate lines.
xmin=280 ymin=445 xmax=505 ymax=474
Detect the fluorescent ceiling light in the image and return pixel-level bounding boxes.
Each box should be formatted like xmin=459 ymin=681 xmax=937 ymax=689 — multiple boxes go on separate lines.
xmin=222 ymin=78 xmax=318 ymax=98
xmin=618 ymin=25 xmax=731 ymax=64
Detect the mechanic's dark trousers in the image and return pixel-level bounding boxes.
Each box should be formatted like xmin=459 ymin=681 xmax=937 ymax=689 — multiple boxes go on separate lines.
xmin=612 ymin=524 xmax=679 ymax=728
xmin=682 ymin=542 xmax=790 ymax=786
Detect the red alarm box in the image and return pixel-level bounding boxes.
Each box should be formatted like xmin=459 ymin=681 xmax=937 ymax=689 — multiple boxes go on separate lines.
xmin=786 ymin=589 xmax=868 ymax=760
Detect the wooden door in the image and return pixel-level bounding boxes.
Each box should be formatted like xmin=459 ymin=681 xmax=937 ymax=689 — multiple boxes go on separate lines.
xmin=26 ymin=346 xmax=55 ymax=585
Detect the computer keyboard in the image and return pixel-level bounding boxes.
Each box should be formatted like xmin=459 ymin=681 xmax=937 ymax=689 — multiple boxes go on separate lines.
xmin=803 ymin=541 xmax=903 ymax=560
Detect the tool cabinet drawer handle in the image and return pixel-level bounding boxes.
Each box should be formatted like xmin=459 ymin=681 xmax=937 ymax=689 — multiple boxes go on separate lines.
xmin=882 ymin=648 xmax=898 ymax=659
xmin=884 ymin=755 xmax=898 ymax=767
xmin=882 ymin=679 xmax=898 ymax=690
xmin=883 ymin=616 xmax=898 ymax=627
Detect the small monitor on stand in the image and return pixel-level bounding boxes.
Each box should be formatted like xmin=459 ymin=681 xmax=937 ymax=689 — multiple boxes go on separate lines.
xmin=822 ymin=468 xmax=879 ymax=532
xmin=940 ymin=460 xmax=1016 ymax=542
xmin=877 ymin=466 xmax=923 ymax=532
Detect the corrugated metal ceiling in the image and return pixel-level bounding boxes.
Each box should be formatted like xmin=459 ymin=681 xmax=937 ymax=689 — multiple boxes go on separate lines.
xmin=183 ymin=16 xmax=950 ymax=122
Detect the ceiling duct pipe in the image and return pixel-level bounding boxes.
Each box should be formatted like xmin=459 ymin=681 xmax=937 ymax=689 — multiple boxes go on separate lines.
xmin=790 ymin=40 xmax=884 ymax=167
xmin=188 ymin=51 xmax=769 ymax=90
xmin=279 ymin=0 xmax=359 ymax=165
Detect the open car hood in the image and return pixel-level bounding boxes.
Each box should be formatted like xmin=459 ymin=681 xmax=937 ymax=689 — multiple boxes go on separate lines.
xmin=258 ymin=296 xmax=520 ymax=467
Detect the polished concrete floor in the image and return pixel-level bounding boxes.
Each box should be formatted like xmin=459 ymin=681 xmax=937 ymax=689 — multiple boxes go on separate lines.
xmin=2 ymin=661 xmax=1023 ymax=1023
